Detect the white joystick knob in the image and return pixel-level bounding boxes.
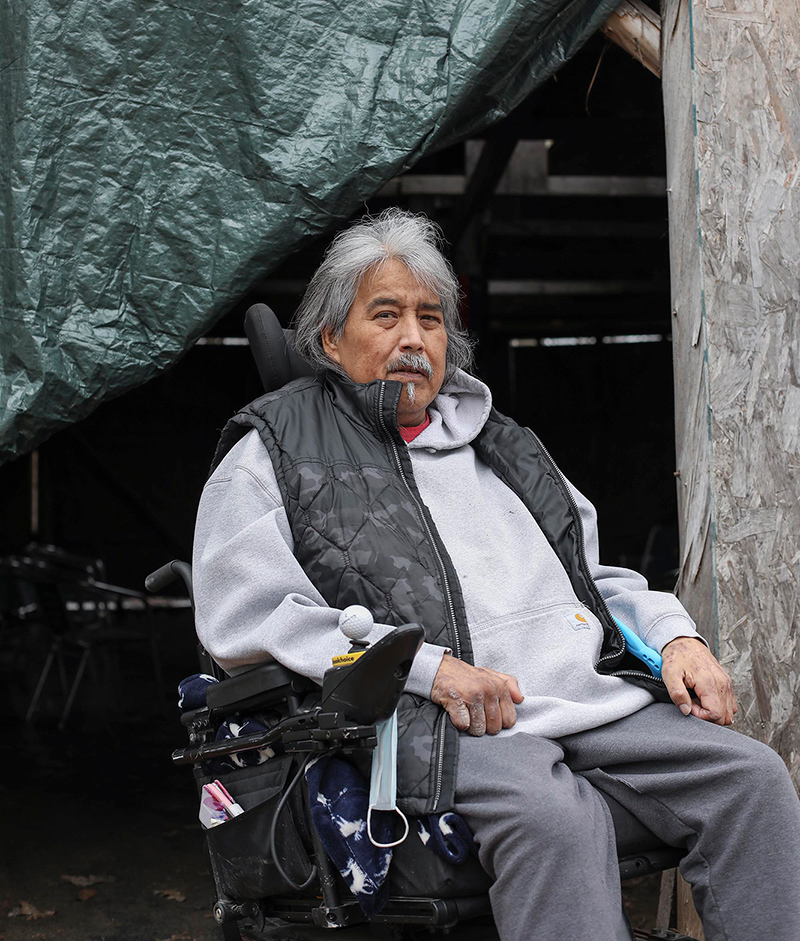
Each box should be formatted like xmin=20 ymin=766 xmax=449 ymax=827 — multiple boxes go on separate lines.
xmin=338 ymin=605 xmax=374 ymax=641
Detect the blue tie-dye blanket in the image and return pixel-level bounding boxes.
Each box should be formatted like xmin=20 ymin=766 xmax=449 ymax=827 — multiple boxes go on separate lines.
xmin=306 ymin=753 xmax=394 ymax=915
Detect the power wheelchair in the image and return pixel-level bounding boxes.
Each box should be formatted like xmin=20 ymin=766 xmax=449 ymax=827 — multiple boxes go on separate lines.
xmin=147 ymin=304 xmax=699 ymax=941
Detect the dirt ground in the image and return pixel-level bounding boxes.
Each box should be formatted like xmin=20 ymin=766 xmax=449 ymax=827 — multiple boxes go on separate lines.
xmin=0 ymin=625 xmax=663 ymax=941
xmin=1 ymin=721 xmax=219 ymax=941
xmin=1 ymin=612 xmax=220 ymax=941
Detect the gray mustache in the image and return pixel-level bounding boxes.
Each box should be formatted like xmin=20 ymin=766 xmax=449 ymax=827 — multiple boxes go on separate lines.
xmin=387 ymin=353 xmax=433 ymax=379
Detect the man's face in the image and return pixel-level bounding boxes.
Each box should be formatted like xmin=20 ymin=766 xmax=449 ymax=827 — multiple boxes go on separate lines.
xmin=322 ymin=258 xmax=448 ymax=426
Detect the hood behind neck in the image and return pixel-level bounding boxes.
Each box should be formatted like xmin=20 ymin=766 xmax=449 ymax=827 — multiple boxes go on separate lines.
xmin=407 ymin=369 xmax=492 ymax=451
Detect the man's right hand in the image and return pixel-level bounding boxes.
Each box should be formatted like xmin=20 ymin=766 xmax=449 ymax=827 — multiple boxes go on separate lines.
xmin=430 ymin=654 xmax=524 ymax=736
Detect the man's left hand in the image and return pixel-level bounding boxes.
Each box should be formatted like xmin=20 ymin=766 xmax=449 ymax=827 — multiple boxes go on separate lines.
xmin=661 ymin=636 xmax=738 ymax=725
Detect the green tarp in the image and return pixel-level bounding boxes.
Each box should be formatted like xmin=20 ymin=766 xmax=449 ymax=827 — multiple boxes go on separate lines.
xmin=0 ymin=0 xmax=618 ymax=463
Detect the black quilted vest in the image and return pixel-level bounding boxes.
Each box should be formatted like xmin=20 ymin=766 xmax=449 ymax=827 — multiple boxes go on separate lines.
xmin=212 ymin=372 xmax=667 ymax=814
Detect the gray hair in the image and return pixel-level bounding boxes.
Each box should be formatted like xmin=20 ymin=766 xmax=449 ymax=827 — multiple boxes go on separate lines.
xmin=292 ymin=208 xmax=474 ymax=381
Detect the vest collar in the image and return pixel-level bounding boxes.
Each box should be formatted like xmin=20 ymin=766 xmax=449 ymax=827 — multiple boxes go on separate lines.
xmin=322 ymin=371 xmax=405 ymax=438
xmin=321 ymin=369 xmax=492 ymax=448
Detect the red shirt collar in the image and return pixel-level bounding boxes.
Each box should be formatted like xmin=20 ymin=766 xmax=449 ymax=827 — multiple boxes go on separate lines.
xmin=399 ymin=413 xmax=431 ymax=443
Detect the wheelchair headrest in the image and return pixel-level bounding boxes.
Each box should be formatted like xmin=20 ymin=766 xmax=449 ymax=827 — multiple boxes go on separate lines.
xmin=244 ymin=303 xmax=317 ymax=394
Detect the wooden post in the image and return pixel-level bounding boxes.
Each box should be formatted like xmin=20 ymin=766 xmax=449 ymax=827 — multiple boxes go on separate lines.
xmin=656 ymin=868 xmax=676 ymax=929
xmin=601 ymin=0 xmax=662 ymax=78
xmin=677 ymin=872 xmax=705 ymax=940
xmin=662 ymin=0 xmax=800 ymax=788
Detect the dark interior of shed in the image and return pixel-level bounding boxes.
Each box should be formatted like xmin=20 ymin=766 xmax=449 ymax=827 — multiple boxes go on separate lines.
xmin=0 ymin=31 xmax=675 ymax=938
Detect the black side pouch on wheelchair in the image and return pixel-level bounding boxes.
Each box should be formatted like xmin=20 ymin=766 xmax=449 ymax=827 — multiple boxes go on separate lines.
xmin=203 ymin=755 xmax=313 ymax=900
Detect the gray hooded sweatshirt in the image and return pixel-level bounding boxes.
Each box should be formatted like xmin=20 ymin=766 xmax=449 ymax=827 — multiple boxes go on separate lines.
xmin=193 ymin=370 xmax=702 ymax=739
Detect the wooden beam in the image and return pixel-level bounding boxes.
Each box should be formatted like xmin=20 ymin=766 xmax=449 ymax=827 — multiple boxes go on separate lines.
xmin=487 ymin=279 xmax=664 ymax=296
xmin=663 ymin=0 xmax=800 ymax=789
xmin=378 ymin=173 xmax=666 ymax=197
xmin=488 ymin=219 xmax=667 ymax=240
xmin=464 ymin=140 xmax=548 ymax=197
xmin=601 ymin=0 xmax=662 ymax=78
xmin=448 ymin=136 xmax=519 ymax=247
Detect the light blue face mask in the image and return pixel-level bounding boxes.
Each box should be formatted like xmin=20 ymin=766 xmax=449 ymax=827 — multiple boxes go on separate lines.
xmin=366 ymin=711 xmax=409 ymax=848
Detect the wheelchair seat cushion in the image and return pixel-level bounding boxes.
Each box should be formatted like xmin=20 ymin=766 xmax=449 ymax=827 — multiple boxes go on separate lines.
xmin=601 ymin=790 xmax=678 ymax=856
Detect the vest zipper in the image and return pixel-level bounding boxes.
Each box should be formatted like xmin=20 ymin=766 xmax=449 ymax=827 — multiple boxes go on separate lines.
xmin=376 ymin=381 xmax=462 ymax=660
xmin=524 ymin=428 xmax=665 ymax=688
xmin=377 ymin=381 xmax=462 ymax=812
xmin=432 ymin=714 xmax=447 ymax=809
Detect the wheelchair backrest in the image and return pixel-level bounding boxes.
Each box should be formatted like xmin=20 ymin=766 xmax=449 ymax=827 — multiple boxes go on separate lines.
xmin=243 ymin=303 xmax=316 ymax=394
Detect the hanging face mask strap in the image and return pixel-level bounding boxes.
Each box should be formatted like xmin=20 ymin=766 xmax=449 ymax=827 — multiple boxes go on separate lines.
xmin=367 ymin=804 xmax=409 ymax=848
xmin=367 ymin=712 xmax=409 ymax=848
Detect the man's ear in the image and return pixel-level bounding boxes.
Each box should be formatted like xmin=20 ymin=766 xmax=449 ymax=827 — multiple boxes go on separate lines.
xmin=321 ymin=328 xmax=341 ymax=364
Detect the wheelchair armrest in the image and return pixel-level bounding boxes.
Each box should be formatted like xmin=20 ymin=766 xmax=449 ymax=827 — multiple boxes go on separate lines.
xmin=174 ymin=626 xmax=422 ymax=766
xmin=206 ymin=661 xmax=312 ymax=717
xmin=321 ymin=623 xmax=424 ymax=724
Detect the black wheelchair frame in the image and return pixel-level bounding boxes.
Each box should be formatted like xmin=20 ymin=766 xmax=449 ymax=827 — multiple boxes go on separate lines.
xmin=148 ymin=304 xmax=701 ymax=941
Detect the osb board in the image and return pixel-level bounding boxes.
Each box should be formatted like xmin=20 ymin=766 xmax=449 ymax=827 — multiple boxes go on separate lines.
xmin=663 ymin=0 xmax=800 ymax=784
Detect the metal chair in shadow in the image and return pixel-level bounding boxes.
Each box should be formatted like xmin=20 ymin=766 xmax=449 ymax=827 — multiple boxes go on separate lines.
xmin=3 ymin=544 xmax=165 ymax=728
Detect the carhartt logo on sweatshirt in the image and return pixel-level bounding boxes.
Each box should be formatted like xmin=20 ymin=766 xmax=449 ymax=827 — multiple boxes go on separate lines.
xmin=564 ymin=611 xmax=591 ymax=630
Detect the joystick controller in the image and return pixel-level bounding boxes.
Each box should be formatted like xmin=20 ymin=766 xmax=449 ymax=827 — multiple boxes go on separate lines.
xmin=332 ymin=606 xmax=374 ymax=666
xmin=339 ymin=605 xmax=374 ymax=646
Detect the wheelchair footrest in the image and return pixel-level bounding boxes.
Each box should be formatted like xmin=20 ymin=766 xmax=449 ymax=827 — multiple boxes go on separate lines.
xmin=263 ymin=897 xmax=360 ymax=927
xmin=263 ymin=894 xmax=492 ymax=929
xmin=372 ymin=895 xmax=492 ymax=927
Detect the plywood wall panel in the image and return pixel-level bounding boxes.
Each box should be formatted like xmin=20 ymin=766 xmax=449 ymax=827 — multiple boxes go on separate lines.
xmin=662 ymin=0 xmax=800 ymax=783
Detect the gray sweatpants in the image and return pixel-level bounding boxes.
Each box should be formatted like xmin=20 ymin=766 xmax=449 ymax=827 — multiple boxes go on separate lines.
xmin=454 ymin=703 xmax=800 ymax=941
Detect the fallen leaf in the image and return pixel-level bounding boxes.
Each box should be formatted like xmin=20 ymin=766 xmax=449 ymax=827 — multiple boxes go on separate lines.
xmin=77 ymin=888 xmax=96 ymax=902
xmin=153 ymin=888 xmax=186 ymax=903
xmin=61 ymin=874 xmax=115 ymax=887
xmin=8 ymin=901 xmax=56 ymax=920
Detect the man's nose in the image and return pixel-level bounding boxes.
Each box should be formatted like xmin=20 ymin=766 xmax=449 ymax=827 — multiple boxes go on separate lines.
xmin=399 ymin=316 xmax=425 ymax=350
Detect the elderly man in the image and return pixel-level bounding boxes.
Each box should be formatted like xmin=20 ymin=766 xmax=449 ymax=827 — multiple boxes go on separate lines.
xmin=193 ymin=209 xmax=800 ymax=941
